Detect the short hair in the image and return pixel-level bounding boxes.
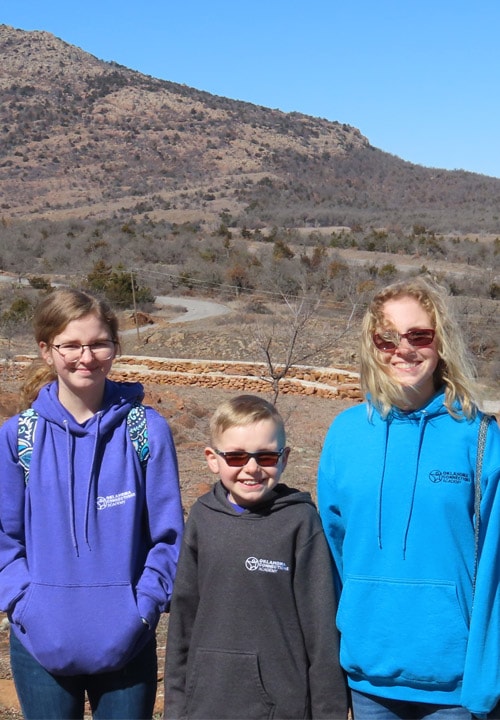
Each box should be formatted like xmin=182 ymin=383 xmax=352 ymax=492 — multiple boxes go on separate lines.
xmin=209 ymin=394 xmax=286 ymax=446
xmin=359 ymin=276 xmax=478 ymax=419
xmin=20 ymin=288 xmax=120 ymax=410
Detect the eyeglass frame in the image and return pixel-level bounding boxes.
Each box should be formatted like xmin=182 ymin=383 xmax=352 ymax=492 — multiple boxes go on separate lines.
xmin=214 ymin=448 xmax=287 ymax=467
xmin=50 ymin=340 xmax=118 ymax=363
xmin=372 ymin=328 xmax=436 ymax=352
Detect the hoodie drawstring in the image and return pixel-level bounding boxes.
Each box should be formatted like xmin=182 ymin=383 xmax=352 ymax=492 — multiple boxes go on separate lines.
xmin=64 ymin=420 xmax=79 ymax=556
xmin=83 ymin=413 xmax=102 ymax=551
xmin=377 ymin=412 xmax=428 ymax=557
xmin=377 ymin=422 xmax=389 ymax=549
xmin=64 ymin=414 xmax=102 ymax=555
xmin=401 ymin=414 xmax=427 ymax=558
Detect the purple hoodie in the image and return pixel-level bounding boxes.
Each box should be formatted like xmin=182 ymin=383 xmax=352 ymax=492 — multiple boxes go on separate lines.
xmin=0 ymin=379 xmax=184 ymax=676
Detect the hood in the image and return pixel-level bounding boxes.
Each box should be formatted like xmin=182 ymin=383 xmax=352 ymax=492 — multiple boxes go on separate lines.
xmin=370 ymin=389 xmax=452 ymax=557
xmin=199 ymin=480 xmax=316 ymax=517
xmin=31 ymin=379 xmax=144 ymax=555
xmin=32 ymin=379 xmax=144 ymax=435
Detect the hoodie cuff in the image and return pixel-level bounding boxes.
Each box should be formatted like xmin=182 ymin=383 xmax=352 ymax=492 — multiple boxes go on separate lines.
xmin=137 ymin=594 xmax=160 ymax=629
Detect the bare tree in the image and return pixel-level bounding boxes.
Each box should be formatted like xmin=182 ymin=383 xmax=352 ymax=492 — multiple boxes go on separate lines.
xmin=252 ymin=292 xmax=358 ymax=404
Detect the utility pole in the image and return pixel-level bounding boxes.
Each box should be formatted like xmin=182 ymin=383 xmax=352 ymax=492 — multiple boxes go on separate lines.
xmin=130 ymin=271 xmax=140 ymax=343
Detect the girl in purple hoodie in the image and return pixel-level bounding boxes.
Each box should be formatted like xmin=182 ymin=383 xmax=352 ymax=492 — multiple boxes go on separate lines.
xmin=0 ymin=288 xmax=184 ymax=719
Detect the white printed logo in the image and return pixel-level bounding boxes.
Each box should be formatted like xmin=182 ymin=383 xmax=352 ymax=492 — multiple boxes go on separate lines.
xmin=245 ymin=556 xmax=290 ymax=574
xmin=96 ymin=491 xmax=136 ymax=510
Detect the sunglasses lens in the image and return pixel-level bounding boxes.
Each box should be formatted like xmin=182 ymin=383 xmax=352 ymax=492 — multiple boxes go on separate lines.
xmin=373 ymin=334 xmax=397 ymax=351
xmin=255 ymin=453 xmax=281 ymax=467
xmin=406 ymin=330 xmax=435 ymax=347
xmin=224 ymin=453 xmax=250 ymax=467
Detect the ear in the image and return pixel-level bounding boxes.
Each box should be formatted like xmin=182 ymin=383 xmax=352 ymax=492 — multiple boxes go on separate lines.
xmin=204 ymin=447 xmax=220 ymax=475
xmin=280 ymin=446 xmax=291 ymax=472
xmin=39 ymin=341 xmax=53 ymax=365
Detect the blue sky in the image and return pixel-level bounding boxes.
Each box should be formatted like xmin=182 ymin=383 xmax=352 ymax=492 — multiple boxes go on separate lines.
xmin=2 ymin=1 xmax=500 ymax=178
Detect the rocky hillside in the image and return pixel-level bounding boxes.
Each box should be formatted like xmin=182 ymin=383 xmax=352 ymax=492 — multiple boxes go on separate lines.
xmin=2 ymin=24 xmax=500 ymax=234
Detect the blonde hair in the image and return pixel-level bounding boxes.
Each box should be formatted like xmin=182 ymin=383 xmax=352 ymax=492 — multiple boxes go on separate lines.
xmin=209 ymin=395 xmax=286 ymax=446
xmin=20 ymin=288 xmax=120 ymax=410
xmin=360 ymin=277 xmax=478 ymax=419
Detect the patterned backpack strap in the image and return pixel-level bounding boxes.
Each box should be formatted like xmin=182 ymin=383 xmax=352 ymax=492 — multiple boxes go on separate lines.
xmin=17 ymin=408 xmax=39 ymax=485
xmin=18 ymin=404 xmax=149 ymax=484
xmin=126 ymin=403 xmax=150 ymax=472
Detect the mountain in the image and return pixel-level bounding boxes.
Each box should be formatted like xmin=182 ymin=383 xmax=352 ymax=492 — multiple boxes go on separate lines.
xmin=1 ymin=24 xmax=500 ymax=237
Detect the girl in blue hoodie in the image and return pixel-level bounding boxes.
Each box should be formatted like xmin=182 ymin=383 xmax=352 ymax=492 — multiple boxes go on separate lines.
xmin=0 ymin=288 xmax=184 ymax=719
xmin=318 ymin=277 xmax=500 ymax=719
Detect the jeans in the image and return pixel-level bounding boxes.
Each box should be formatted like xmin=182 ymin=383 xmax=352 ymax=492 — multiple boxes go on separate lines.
xmin=351 ymin=690 xmax=473 ymax=720
xmin=10 ymin=631 xmax=158 ymax=719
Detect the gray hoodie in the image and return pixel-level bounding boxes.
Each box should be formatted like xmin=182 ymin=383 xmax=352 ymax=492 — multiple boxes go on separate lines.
xmin=164 ymin=481 xmax=347 ymax=719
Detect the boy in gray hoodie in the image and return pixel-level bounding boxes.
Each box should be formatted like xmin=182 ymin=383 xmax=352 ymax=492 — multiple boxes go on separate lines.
xmin=164 ymin=394 xmax=347 ymax=719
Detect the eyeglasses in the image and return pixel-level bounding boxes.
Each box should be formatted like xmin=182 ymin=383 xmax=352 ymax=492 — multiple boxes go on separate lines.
xmin=51 ymin=340 xmax=117 ymax=364
xmin=215 ymin=448 xmax=286 ymax=467
xmin=373 ymin=329 xmax=435 ymax=352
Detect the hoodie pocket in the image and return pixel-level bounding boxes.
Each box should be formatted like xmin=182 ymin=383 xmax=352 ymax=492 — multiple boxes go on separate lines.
xmin=186 ymin=648 xmax=275 ymax=719
xmin=337 ymin=575 xmax=469 ymax=686
xmin=14 ymin=582 xmax=147 ymax=675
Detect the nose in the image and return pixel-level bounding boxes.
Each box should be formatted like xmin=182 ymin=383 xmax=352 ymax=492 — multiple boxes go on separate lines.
xmin=395 ymin=336 xmax=416 ymax=352
xmin=243 ymin=456 xmax=260 ymax=470
xmin=80 ymin=345 xmax=94 ymax=359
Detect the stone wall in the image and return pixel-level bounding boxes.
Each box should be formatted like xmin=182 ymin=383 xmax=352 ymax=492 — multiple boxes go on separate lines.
xmin=111 ymin=356 xmax=362 ymax=400
xmin=3 ymin=355 xmax=363 ymax=401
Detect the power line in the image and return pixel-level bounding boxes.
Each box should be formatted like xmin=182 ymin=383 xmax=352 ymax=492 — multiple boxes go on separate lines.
xmin=129 ymin=266 xmax=356 ymax=309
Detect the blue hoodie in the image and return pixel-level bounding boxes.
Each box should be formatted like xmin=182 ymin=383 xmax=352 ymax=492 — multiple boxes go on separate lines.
xmin=317 ymin=390 xmax=500 ymax=716
xmin=0 ymin=380 xmax=184 ymax=676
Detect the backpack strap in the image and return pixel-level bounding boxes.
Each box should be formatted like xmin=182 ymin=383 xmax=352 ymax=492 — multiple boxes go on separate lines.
xmin=472 ymin=413 xmax=492 ymax=597
xmin=18 ymin=403 xmax=149 ymax=483
xmin=18 ymin=408 xmax=39 ymax=485
xmin=126 ymin=402 xmax=150 ymax=472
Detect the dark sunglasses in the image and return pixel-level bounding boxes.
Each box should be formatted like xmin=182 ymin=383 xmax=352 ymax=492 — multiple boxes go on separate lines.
xmin=373 ymin=328 xmax=436 ymax=352
xmin=215 ymin=448 xmax=286 ymax=467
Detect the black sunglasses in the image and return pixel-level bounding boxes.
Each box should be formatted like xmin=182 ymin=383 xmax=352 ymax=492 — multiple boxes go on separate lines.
xmin=373 ymin=328 xmax=436 ymax=352
xmin=215 ymin=449 xmax=286 ymax=467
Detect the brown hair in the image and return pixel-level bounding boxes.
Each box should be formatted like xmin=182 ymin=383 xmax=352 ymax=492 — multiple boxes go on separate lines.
xmin=209 ymin=394 xmax=286 ymax=446
xmin=20 ymin=288 xmax=120 ymax=410
xmin=359 ymin=277 xmax=478 ymax=418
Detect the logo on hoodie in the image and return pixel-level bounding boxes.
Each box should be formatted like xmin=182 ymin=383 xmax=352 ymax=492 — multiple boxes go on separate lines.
xmin=245 ymin=556 xmax=290 ymax=574
xmin=429 ymin=470 xmax=470 ymax=484
xmin=96 ymin=490 xmax=136 ymax=509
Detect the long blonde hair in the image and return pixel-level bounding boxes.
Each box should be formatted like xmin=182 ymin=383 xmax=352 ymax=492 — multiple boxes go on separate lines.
xmin=20 ymin=288 xmax=119 ymax=410
xmin=360 ymin=277 xmax=478 ymax=418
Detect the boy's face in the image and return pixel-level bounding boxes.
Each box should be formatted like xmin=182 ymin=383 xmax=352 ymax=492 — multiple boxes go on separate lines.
xmin=205 ymin=419 xmax=290 ymax=508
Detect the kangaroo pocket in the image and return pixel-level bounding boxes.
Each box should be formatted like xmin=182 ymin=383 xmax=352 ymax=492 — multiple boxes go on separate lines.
xmin=337 ymin=575 xmax=469 ymax=686
xmin=13 ymin=582 xmax=146 ymax=675
xmin=187 ymin=648 xmax=276 ymax=719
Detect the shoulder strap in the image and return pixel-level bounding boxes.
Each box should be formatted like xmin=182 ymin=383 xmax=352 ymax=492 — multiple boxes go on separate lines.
xmin=473 ymin=413 xmax=491 ymax=592
xmin=18 ymin=408 xmax=39 ymax=485
xmin=18 ymin=404 xmax=150 ymax=484
xmin=126 ymin=402 xmax=150 ymax=471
